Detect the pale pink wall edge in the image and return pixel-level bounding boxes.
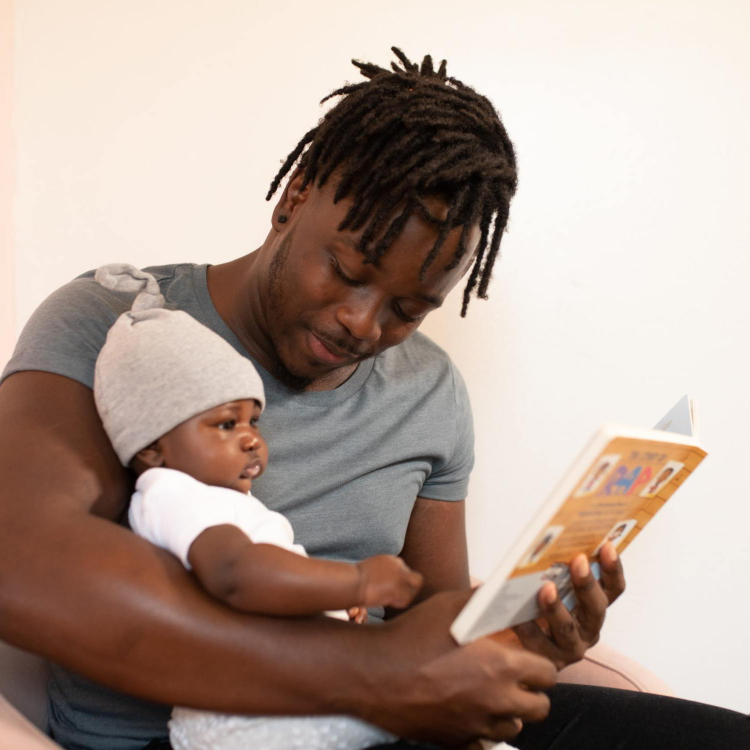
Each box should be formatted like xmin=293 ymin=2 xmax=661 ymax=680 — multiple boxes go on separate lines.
xmin=0 ymin=0 xmax=15 ymax=367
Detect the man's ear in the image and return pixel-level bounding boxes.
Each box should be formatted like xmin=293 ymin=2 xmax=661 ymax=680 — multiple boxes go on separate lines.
xmin=272 ymin=169 xmax=310 ymax=229
xmin=132 ymin=441 xmax=165 ymax=472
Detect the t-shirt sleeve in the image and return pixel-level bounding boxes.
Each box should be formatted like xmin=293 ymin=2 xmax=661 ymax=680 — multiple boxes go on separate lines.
xmin=1 ymin=275 xmax=131 ymax=389
xmin=130 ymin=469 xmax=305 ymax=569
xmin=418 ymin=361 xmax=475 ymax=502
xmin=129 ymin=470 xmax=243 ymax=569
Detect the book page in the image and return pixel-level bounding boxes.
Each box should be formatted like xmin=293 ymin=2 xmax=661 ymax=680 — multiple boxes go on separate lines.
xmin=653 ymin=394 xmax=694 ymax=437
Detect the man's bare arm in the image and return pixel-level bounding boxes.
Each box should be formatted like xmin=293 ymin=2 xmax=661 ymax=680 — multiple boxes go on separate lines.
xmin=0 ymin=372 xmax=555 ymax=744
xmin=399 ymin=497 xmax=471 ymax=600
xmin=400 ymin=495 xmax=627 ymax=672
xmin=0 ymin=372 xmax=375 ymax=713
xmin=188 ymin=525 xmax=422 ymax=615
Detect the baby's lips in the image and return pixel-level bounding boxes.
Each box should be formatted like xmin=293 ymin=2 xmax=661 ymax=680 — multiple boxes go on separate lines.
xmin=240 ymin=462 xmax=262 ymax=478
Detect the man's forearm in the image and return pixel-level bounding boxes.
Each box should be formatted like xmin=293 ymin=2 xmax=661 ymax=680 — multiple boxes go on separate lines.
xmin=0 ymin=373 xmax=377 ymax=716
xmin=0 ymin=509 xmax=379 ymax=715
xmin=0 ymin=373 xmax=558 ymax=745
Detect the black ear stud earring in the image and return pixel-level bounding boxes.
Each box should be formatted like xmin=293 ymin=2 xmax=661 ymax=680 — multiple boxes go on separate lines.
xmin=278 ymin=215 xmax=288 ymax=224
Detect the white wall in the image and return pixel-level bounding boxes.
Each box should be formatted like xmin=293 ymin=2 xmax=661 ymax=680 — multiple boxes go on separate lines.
xmin=0 ymin=0 xmax=14 ymax=367
xmin=10 ymin=0 xmax=750 ymax=714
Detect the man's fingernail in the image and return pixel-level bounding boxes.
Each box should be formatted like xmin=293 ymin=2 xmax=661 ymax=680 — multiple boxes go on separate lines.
xmin=574 ymin=556 xmax=590 ymax=578
xmin=543 ymin=583 xmax=557 ymax=606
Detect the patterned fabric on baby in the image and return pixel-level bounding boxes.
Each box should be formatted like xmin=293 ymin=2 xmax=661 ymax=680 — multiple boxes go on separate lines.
xmin=169 ymin=707 xmax=396 ymax=750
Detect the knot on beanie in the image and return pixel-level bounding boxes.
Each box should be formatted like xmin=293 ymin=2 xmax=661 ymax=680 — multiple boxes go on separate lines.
xmin=95 ymin=263 xmax=165 ymax=313
xmin=93 ymin=263 xmax=266 ymax=466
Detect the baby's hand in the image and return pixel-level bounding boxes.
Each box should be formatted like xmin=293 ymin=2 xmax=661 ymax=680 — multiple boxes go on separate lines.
xmin=356 ymin=555 xmax=423 ymax=609
xmin=348 ymin=606 xmax=369 ymax=624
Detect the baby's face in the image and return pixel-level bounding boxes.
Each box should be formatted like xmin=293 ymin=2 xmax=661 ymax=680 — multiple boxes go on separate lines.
xmin=155 ymin=399 xmax=268 ymax=494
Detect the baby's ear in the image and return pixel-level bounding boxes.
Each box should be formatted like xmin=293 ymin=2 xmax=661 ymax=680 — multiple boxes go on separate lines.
xmin=132 ymin=442 xmax=164 ymax=472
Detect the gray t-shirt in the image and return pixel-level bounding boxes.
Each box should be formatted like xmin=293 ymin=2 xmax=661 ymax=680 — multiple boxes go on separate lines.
xmin=1 ymin=263 xmax=474 ymax=750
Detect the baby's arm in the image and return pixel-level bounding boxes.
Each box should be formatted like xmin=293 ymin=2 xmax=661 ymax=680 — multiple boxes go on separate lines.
xmin=187 ymin=524 xmax=423 ymax=616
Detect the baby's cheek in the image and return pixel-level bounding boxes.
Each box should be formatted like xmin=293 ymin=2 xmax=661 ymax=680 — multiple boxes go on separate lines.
xmin=258 ymin=442 xmax=270 ymax=473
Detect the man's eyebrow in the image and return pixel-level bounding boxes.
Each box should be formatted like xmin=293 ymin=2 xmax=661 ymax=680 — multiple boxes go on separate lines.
xmin=339 ymin=235 xmax=359 ymax=249
xmin=332 ymin=237 xmax=443 ymax=307
xmin=331 ymin=235 xmax=363 ymax=255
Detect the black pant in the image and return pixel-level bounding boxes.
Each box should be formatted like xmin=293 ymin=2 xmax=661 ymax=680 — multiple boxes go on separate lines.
xmin=145 ymin=684 xmax=750 ymax=749
xmin=513 ymin=684 xmax=750 ymax=750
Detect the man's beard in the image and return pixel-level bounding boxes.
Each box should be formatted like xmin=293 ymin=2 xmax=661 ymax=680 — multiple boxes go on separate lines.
xmin=267 ymin=229 xmax=314 ymax=393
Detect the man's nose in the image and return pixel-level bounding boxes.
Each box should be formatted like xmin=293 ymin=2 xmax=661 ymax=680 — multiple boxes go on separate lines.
xmin=335 ymin=294 xmax=383 ymax=343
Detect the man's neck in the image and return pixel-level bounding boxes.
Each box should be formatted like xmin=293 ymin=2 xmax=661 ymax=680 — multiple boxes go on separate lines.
xmin=303 ymin=363 xmax=359 ymax=392
xmin=206 ymin=252 xmax=274 ymax=369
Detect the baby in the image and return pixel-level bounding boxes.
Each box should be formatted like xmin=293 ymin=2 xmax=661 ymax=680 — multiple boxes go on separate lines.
xmin=93 ymin=264 xmax=423 ymax=750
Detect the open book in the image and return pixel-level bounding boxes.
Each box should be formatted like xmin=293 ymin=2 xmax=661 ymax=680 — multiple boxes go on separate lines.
xmin=451 ymin=396 xmax=707 ymax=645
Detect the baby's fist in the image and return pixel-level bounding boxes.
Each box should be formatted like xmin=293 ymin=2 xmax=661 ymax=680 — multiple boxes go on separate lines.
xmin=348 ymin=606 xmax=369 ymax=624
xmin=356 ymin=555 xmax=423 ymax=609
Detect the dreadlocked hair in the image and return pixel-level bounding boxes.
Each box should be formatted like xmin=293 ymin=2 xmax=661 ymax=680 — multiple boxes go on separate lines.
xmin=266 ymin=47 xmax=517 ymax=316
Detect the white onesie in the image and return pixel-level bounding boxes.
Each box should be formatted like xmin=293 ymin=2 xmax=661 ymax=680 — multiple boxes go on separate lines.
xmin=129 ymin=467 xmax=395 ymax=750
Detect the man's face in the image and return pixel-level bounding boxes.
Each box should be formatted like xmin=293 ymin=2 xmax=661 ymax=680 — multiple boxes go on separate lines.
xmin=151 ymin=399 xmax=268 ymax=494
xmin=264 ymin=180 xmax=479 ymax=388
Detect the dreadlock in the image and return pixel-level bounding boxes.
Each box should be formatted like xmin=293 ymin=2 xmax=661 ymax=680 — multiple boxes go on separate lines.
xmin=266 ymin=47 xmax=517 ymax=316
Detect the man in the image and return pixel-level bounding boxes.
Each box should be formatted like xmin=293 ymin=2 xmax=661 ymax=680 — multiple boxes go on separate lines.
xmin=0 ymin=48 xmax=746 ymax=750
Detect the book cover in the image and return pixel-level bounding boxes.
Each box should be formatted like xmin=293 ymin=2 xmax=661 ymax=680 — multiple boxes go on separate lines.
xmin=451 ymin=397 xmax=707 ymax=645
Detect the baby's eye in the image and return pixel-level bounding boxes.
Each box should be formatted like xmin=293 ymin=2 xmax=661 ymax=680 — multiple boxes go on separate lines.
xmin=250 ymin=418 xmax=259 ymax=428
xmin=217 ymin=420 xmax=236 ymax=430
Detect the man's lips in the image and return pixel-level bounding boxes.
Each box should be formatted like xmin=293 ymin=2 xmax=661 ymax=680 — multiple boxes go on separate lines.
xmin=307 ymin=331 xmax=352 ymax=365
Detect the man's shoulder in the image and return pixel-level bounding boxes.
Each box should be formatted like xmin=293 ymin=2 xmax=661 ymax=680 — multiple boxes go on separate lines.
xmin=379 ymin=330 xmax=457 ymax=376
xmin=73 ymin=262 xmax=199 ymax=297
xmin=387 ymin=329 xmax=452 ymax=360
xmin=25 ymin=262 xmax=200 ymax=347
xmin=366 ymin=331 xmax=467 ymax=411
xmin=1 ymin=263 xmax=202 ymax=390
xmin=47 ymin=262 xmax=200 ymax=318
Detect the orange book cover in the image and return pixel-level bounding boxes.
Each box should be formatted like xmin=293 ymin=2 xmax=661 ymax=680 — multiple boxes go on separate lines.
xmin=451 ymin=396 xmax=707 ymax=645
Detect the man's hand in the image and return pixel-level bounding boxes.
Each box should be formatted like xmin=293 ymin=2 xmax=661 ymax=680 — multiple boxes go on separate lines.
xmin=356 ymin=555 xmax=424 ymax=609
xmin=512 ymin=543 xmax=626 ymax=669
xmin=364 ymin=590 xmax=557 ymax=746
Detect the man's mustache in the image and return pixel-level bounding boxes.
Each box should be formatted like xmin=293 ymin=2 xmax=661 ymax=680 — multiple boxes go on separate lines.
xmin=310 ymin=327 xmax=377 ymax=359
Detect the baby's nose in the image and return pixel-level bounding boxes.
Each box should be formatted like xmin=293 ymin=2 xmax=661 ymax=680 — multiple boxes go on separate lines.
xmin=241 ymin=432 xmax=260 ymax=450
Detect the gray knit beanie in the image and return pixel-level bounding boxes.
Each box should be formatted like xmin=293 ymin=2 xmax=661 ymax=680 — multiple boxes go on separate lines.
xmin=93 ymin=263 xmax=265 ymax=466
